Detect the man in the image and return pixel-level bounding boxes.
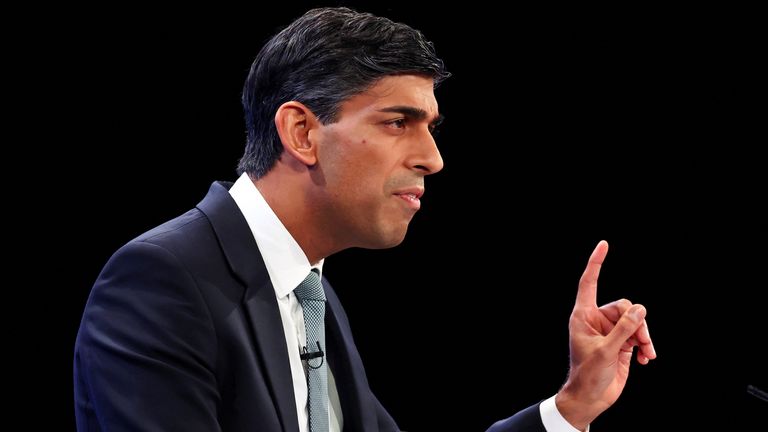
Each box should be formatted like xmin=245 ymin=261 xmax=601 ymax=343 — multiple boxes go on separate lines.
xmin=74 ymin=7 xmax=655 ymax=431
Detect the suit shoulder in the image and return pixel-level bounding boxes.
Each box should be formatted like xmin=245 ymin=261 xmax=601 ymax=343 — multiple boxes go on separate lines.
xmin=110 ymin=205 xmax=231 ymax=281
xmin=134 ymin=208 xmax=209 ymax=244
xmin=101 ymin=207 xmax=220 ymax=278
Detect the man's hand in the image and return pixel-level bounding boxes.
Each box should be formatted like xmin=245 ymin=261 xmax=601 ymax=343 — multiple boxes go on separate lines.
xmin=555 ymin=240 xmax=657 ymax=430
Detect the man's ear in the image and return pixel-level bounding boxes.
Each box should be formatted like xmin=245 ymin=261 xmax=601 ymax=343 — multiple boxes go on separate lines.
xmin=274 ymin=101 xmax=319 ymax=167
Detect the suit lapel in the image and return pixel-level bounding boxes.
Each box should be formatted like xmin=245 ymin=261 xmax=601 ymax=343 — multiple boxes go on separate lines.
xmin=243 ymin=271 xmax=299 ymax=432
xmin=324 ymin=280 xmax=378 ymax=431
xmin=197 ymin=181 xmax=299 ymax=432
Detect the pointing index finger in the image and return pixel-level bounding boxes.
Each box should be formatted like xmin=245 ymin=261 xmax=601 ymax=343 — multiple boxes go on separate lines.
xmin=576 ymin=240 xmax=609 ymax=307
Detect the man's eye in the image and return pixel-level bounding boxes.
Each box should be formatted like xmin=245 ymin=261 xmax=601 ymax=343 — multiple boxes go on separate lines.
xmin=386 ymin=119 xmax=406 ymax=129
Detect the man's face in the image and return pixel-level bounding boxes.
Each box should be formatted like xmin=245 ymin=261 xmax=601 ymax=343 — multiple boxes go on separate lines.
xmin=311 ymin=74 xmax=443 ymax=249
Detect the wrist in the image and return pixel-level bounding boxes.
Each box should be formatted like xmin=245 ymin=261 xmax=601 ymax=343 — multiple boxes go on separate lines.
xmin=555 ymin=385 xmax=603 ymax=431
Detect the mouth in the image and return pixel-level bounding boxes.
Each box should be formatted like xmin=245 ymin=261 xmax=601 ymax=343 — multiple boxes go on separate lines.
xmin=393 ymin=187 xmax=424 ymax=211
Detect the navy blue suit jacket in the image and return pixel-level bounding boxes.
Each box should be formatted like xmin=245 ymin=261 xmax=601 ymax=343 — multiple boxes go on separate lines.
xmin=74 ymin=181 xmax=543 ymax=431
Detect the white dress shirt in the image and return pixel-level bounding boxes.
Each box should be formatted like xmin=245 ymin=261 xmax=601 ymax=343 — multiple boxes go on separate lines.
xmin=229 ymin=173 xmax=342 ymax=432
xmin=541 ymin=395 xmax=588 ymax=431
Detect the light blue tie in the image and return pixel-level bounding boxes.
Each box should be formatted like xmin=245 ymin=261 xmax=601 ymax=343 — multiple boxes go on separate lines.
xmin=294 ymin=270 xmax=328 ymax=432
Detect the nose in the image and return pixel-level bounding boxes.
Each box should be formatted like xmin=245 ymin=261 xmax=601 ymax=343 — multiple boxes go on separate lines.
xmin=409 ymin=128 xmax=444 ymax=175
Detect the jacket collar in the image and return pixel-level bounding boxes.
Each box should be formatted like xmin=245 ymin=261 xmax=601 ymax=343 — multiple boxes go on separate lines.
xmin=196 ymin=181 xmax=299 ymax=432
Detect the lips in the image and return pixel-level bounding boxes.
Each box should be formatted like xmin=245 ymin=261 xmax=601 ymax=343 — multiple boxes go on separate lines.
xmin=393 ymin=187 xmax=424 ymax=211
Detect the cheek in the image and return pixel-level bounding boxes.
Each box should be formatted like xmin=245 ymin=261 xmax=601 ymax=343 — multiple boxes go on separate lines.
xmin=335 ymin=167 xmax=390 ymax=218
xmin=320 ymin=135 xmax=393 ymax=202
xmin=325 ymin=160 xmax=371 ymax=206
xmin=330 ymin=149 xmax=378 ymax=189
xmin=344 ymin=167 xmax=379 ymax=201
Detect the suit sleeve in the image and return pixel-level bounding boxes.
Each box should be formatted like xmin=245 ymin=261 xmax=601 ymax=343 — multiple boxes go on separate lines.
xmin=486 ymin=403 xmax=546 ymax=432
xmin=74 ymin=241 xmax=221 ymax=432
xmin=373 ymin=394 xmax=399 ymax=432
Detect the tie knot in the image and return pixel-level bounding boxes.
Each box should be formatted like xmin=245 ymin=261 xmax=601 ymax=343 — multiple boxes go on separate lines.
xmin=294 ymin=269 xmax=325 ymax=302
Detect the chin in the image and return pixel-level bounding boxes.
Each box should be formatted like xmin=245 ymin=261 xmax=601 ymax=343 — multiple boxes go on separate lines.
xmin=379 ymin=236 xmax=407 ymax=249
xmin=363 ymin=227 xmax=409 ymax=250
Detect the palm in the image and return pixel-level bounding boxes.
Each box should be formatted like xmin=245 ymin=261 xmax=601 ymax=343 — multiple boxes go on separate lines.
xmin=569 ymin=302 xmax=634 ymax=407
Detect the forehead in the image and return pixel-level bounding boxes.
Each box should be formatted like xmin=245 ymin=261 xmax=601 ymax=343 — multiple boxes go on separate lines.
xmin=338 ymin=75 xmax=438 ymax=119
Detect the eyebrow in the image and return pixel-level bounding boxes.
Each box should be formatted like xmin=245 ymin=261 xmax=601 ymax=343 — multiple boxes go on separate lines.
xmin=378 ymin=106 xmax=444 ymax=126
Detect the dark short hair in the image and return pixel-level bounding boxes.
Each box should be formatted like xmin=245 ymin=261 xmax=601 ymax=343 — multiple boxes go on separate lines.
xmin=238 ymin=7 xmax=450 ymax=178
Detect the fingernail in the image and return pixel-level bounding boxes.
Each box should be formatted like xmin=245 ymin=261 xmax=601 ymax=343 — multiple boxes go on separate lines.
xmin=630 ymin=306 xmax=644 ymax=320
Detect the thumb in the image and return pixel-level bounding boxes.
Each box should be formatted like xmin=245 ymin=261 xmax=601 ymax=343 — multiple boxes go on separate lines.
xmin=605 ymin=305 xmax=646 ymax=352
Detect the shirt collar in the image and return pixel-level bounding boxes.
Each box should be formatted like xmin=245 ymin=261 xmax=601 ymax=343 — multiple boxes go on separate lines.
xmin=228 ymin=172 xmax=324 ymax=299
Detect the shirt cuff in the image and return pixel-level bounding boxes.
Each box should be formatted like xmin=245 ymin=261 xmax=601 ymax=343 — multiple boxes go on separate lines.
xmin=539 ymin=395 xmax=589 ymax=432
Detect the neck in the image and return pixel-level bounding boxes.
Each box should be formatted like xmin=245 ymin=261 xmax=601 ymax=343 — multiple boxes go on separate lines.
xmin=251 ymin=168 xmax=346 ymax=264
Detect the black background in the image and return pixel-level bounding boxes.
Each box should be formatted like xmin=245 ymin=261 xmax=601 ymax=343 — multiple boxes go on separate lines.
xmin=18 ymin=1 xmax=765 ymax=430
